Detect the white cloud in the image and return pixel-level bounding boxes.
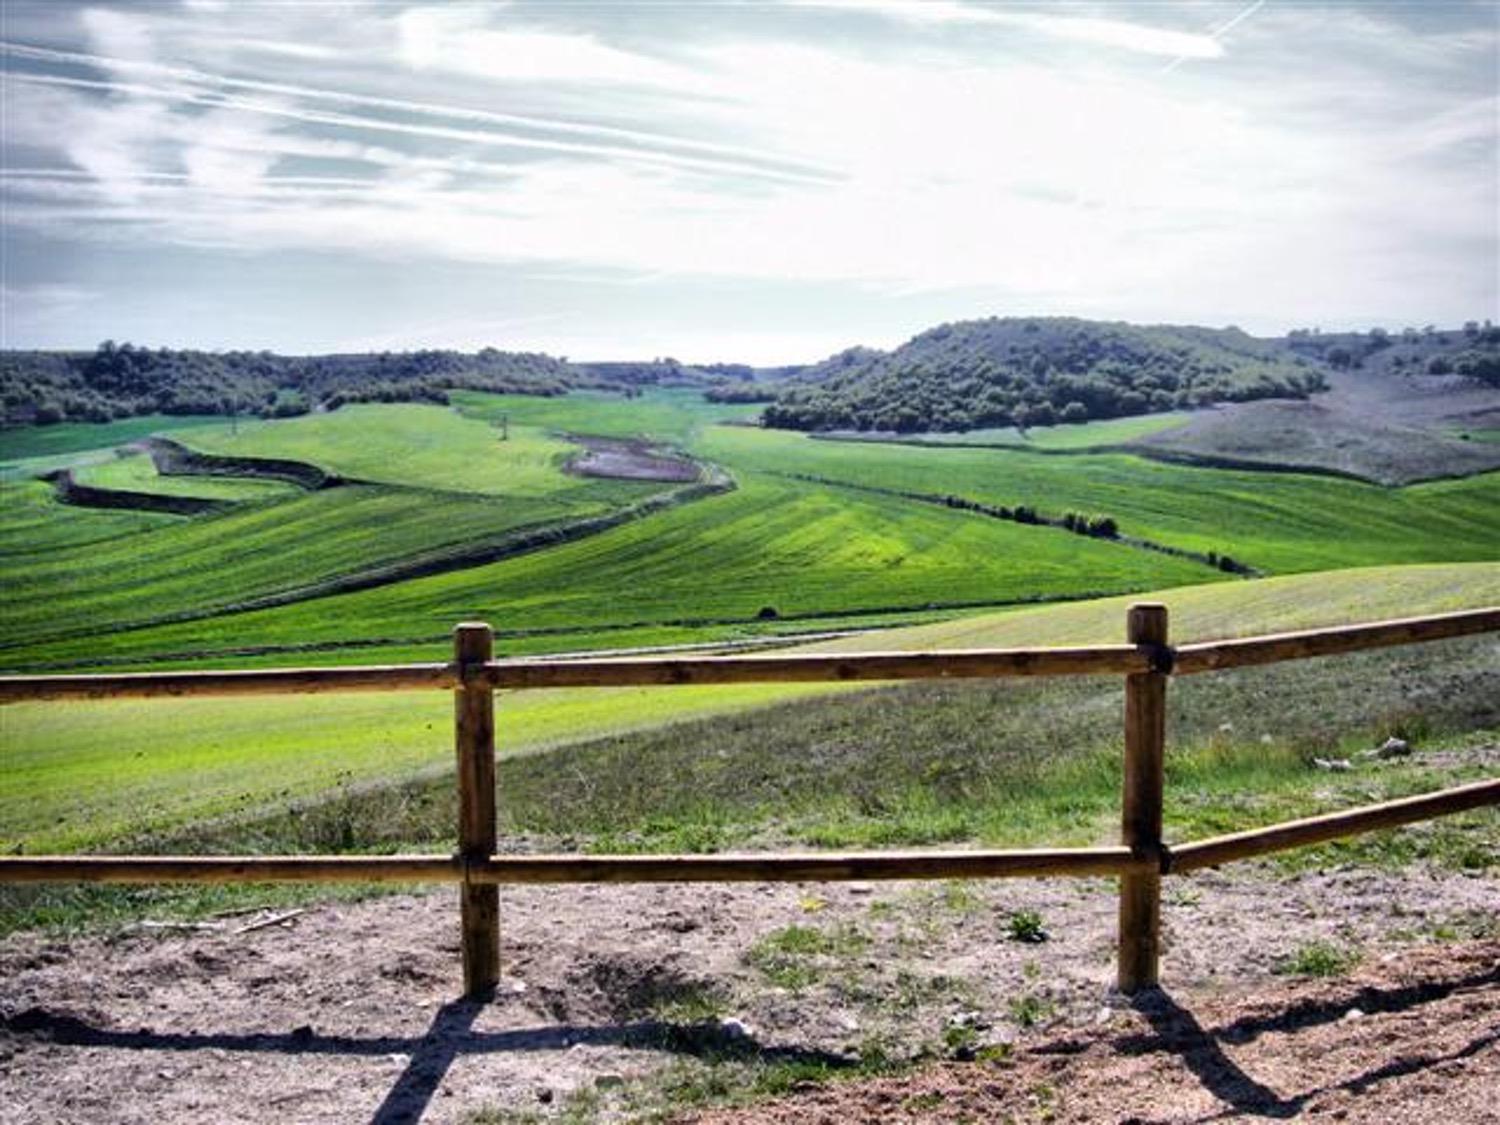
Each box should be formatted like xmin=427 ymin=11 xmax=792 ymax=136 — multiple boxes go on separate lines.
xmin=786 ymin=1 xmax=1225 ymax=58
xmin=395 ymin=6 xmax=708 ymax=90
xmin=1 ymin=1 xmax=1494 ymax=346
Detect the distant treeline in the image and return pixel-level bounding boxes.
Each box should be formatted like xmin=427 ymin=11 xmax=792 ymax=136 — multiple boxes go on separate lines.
xmin=0 ymin=342 xmax=586 ymax=426
xmin=1286 ymin=321 xmax=1500 ymax=385
xmin=762 ymin=318 xmax=1328 ymax=433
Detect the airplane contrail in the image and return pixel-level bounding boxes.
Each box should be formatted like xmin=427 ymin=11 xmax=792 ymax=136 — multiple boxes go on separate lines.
xmin=1160 ymin=0 xmax=1267 ymax=73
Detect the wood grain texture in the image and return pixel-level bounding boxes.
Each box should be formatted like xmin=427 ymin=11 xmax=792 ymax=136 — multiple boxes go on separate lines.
xmin=1173 ymin=606 xmax=1500 ymax=675
xmin=1119 ymin=603 xmax=1168 ymax=994
xmin=1167 ymin=778 xmax=1500 ymax=873
xmin=455 ymin=622 xmax=500 ymax=996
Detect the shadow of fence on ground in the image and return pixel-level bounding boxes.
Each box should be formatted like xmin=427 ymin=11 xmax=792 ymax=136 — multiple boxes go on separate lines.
xmin=4 ymin=1000 xmax=858 ymax=1125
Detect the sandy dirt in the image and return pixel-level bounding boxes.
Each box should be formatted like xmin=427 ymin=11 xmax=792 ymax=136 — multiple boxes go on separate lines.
xmin=2 ymin=861 xmax=1496 ymax=1124
xmin=564 ymin=436 xmax=701 ymax=482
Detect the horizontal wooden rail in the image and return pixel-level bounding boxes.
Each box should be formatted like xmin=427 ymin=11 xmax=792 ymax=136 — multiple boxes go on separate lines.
xmin=0 ymin=646 xmax=1150 ymax=703
xmin=469 ymin=848 xmax=1151 ymax=882
xmin=484 ymin=646 xmax=1150 ymax=688
xmin=0 ymin=855 xmax=464 ymax=884
xmin=1166 ymin=778 xmax=1500 ymax=873
xmin=3 ymin=607 xmax=1494 ymax=703
xmin=0 ymin=663 xmax=458 ymax=703
xmin=1173 ymin=606 xmax=1500 ymax=676
xmin=0 ymin=847 xmax=1150 ymax=885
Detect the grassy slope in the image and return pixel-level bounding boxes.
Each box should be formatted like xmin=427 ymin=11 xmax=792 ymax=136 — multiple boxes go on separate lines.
xmin=4 ymin=563 xmax=1495 ymax=856
xmin=0 ymin=403 xmax=697 ymax=665
xmin=11 ymin=473 xmax=1217 ymax=668
xmin=696 ymin=427 xmax=1500 ymax=572
xmin=0 ymin=486 xmax=618 ymax=657
xmin=177 ymin=404 xmax=652 ymax=498
xmin=0 ymin=414 xmax=225 ymax=462
xmin=870 ymin=411 xmax=1193 ymax=449
xmin=0 ymin=478 xmax=180 ymax=556
xmin=450 ymin=387 xmax=761 ymax=444
xmin=73 ymin=450 xmax=299 ymax=501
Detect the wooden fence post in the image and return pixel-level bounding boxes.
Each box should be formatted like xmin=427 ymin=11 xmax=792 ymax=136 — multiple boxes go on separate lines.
xmin=1118 ymin=603 xmax=1168 ymax=993
xmin=455 ymin=622 xmax=499 ymax=997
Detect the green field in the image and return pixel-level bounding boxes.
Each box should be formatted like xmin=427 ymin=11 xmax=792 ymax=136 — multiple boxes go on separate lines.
xmin=72 ymin=450 xmax=300 ymax=502
xmin=3 ymin=562 xmax=1494 ymax=857
xmin=859 ymin=411 xmax=1193 ymax=450
xmin=3 ymin=389 xmax=1497 ymax=674
xmin=177 ymin=404 xmax=650 ymax=498
xmin=0 ymin=413 xmax=226 ymax=463
xmin=6 ymin=471 xmax=1217 ymax=669
xmin=0 ymin=478 xmax=180 ymax=556
xmin=451 ymin=387 xmax=761 ymax=444
xmin=694 ymin=426 xmax=1500 ymax=573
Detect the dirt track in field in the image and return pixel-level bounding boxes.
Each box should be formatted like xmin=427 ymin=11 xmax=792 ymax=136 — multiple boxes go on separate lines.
xmin=2 ymin=859 xmax=1496 ymax=1123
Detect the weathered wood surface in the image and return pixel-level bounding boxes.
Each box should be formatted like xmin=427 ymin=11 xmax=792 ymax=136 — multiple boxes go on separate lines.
xmin=0 ymin=647 xmax=1149 ymax=703
xmin=455 ymin=622 xmax=501 ymax=996
xmin=0 ymin=855 xmax=464 ymax=883
xmin=0 ymin=664 xmax=457 ymax=703
xmin=469 ymin=847 xmax=1153 ymax=883
xmin=1166 ymin=777 xmax=1500 ymax=873
xmin=1118 ymin=603 xmax=1168 ymax=994
xmin=1173 ymin=606 xmax=1500 ymax=675
xmin=487 ymin=647 xmax=1150 ymax=687
xmin=0 ymin=848 xmax=1152 ymax=885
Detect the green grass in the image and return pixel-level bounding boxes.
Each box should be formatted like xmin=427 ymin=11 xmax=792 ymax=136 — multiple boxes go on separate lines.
xmin=177 ymin=404 xmax=648 ymax=498
xmin=695 ymin=426 xmax=1500 ymax=574
xmin=0 ymin=478 xmax=180 ymax=556
xmin=811 ymin=561 xmax=1500 ymax=653
xmin=9 ymin=392 xmax=1496 ymax=673
xmin=7 ymin=472 xmax=1213 ymax=669
xmin=0 ymin=682 xmax=848 ymax=854
xmin=1456 ymin=428 xmax=1500 ymax=445
xmin=451 ymin=387 xmax=760 ymax=445
xmin=0 ymin=414 xmax=226 ymax=461
xmin=879 ymin=411 xmax=1193 ymax=450
xmin=5 ymin=565 xmax=1493 ymax=862
xmin=72 ymin=450 xmax=299 ymax=501
xmin=0 ymin=484 xmax=636 ymax=658
xmin=1275 ymin=940 xmax=1362 ymax=977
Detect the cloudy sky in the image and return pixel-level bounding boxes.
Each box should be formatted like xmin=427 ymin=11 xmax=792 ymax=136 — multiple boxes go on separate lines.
xmin=1 ymin=1 xmax=1496 ymax=363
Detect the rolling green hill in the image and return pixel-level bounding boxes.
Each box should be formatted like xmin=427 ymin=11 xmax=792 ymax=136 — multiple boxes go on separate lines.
xmin=765 ymin=317 xmax=1325 ymax=432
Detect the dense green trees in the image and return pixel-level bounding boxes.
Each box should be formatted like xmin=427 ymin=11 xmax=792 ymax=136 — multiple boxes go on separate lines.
xmin=763 ymin=317 xmax=1326 ymax=433
xmin=0 ymin=343 xmax=581 ymax=425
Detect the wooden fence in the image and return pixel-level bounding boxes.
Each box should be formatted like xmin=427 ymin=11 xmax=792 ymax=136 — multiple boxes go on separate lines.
xmin=2 ymin=605 xmax=1497 ymax=998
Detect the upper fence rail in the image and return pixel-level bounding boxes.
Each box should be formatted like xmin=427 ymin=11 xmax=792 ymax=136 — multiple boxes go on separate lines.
xmin=2 ymin=605 xmax=1496 ymax=704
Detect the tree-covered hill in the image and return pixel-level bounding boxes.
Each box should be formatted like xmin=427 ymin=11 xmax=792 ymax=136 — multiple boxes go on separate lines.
xmin=1285 ymin=320 xmax=1500 ymax=385
xmin=0 ymin=343 xmax=590 ymax=426
xmin=762 ymin=317 xmax=1327 ymax=433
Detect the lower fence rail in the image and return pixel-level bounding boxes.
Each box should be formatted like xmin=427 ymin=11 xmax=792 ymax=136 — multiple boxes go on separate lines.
xmin=3 ymin=777 xmax=1495 ymax=887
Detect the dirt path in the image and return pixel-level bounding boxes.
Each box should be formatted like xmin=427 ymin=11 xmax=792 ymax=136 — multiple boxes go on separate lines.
xmin=2 ymin=864 xmax=1496 ymax=1123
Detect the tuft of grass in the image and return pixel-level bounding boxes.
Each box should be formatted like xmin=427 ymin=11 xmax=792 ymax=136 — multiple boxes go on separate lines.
xmin=1007 ymin=910 xmax=1048 ymax=943
xmin=1008 ymin=993 xmax=1057 ymax=1028
xmin=745 ymin=923 xmax=870 ymax=992
xmin=1275 ymin=940 xmax=1362 ymax=978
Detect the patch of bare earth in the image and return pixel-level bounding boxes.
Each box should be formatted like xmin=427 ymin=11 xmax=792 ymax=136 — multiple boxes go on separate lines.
xmin=564 ymin=436 xmax=701 ymax=482
xmin=690 ymin=939 xmax=1500 ymax=1125
xmin=1132 ymin=369 xmax=1500 ymax=484
xmin=1 ymin=864 xmax=1496 ymax=1123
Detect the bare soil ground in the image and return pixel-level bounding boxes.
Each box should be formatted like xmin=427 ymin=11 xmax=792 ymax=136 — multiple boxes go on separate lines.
xmin=1134 ymin=370 xmax=1500 ymax=484
xmin=690 ymin=938 xmax=1500 ymax=1125
xmin=565 ymin=436 xmax=701 ymax=483
xmin=2 ymin=862 xmax=1496 ymax=1123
